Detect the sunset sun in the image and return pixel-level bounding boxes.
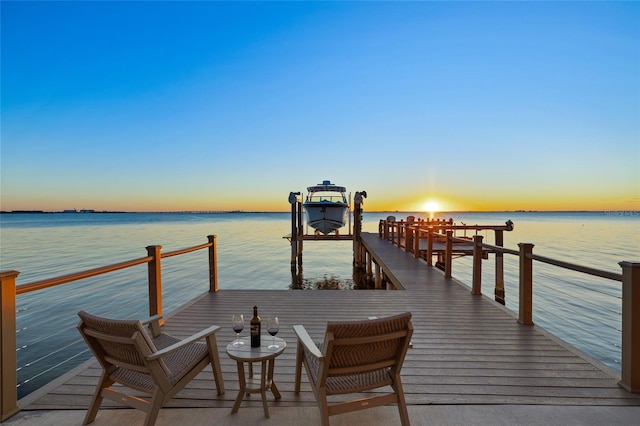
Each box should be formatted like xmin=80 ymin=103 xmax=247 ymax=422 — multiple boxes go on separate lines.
xmin=423 ymin=200 xmax=441 ymax=214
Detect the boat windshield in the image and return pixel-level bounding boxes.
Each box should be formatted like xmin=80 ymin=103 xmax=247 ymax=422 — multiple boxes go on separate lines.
xmin=306 ymin=194 xmax=346 ymax=203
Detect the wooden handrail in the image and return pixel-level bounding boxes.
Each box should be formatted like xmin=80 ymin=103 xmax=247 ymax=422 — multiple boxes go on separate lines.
xmin=528 ymin=252 xmax=622 ymax=282
xmin=15 ymin=256 xmax=153 ymax=295
xmin=478 ymin=242 xmax=520 ymax=256
xmin=462 ymin=240 xmax=622 ymax=281
xmin=163 ymin=242 xmax=212 ymax=258
xmin=385 ymin=217 xmax=621 ymax=282
xmin=1 ymin=235 xmax=218 ymax=420
xmin=373 ymin=216 xmax=638 ymax=393
xmin=15 ymin=240 xmax=216 ymax=295
xmin=409 ymin=223 xmax=515 ymax=231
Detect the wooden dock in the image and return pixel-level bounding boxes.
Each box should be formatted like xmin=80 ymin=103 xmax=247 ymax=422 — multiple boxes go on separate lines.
xmin=12 ymin=232 xmax=640 ymax=424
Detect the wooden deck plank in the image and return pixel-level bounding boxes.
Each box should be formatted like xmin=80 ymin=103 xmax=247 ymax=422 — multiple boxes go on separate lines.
xmin=19 ymin=233 xmax=640 ymax=413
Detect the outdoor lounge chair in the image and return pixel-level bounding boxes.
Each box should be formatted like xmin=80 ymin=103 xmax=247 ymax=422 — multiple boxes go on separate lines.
xmin=77 ymin=310 xmax=225 ymax=426
xmin=293 ymin=312 xmax=413 ymax=426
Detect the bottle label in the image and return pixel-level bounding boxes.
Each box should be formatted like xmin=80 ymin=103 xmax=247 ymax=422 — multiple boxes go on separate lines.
xmin=251 ymin=324 xmax=260 ymax=347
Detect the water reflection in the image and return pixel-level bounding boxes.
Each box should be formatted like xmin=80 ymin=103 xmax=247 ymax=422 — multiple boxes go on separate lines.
xmin=290 ymin=266 xmax=375 ymax=290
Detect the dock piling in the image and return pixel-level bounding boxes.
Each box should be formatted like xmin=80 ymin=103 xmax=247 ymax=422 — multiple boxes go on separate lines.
xmin=288 ymin=192 xmax=301 ymax=274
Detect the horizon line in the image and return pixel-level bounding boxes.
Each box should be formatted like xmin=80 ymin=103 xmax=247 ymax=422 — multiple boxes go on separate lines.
xmin=2 ymin=209 xmax=638 ymax=215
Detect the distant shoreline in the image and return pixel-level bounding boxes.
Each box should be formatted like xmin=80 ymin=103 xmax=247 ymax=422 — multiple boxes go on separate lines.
xmin=2 ymin=210 xmax=638 ymax=215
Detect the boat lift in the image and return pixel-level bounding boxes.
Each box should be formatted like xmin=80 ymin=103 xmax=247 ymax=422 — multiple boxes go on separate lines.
xmin=285 ymin=190 xmax=367 ymax=275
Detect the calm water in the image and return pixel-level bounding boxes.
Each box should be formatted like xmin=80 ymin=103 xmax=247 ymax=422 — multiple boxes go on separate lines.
xmin=1 ymin=211 xmax=638 ymax=398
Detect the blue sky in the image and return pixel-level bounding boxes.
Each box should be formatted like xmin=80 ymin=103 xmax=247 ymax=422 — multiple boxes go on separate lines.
xmin=2 ymin=1 xmax=638 ymax=212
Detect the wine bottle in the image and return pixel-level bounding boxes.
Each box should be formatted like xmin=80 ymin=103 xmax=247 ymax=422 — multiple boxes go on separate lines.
xmin=250 ymin=306 xmax=261 ymax=347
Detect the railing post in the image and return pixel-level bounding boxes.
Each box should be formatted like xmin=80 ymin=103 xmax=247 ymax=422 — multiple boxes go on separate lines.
xmin=404 ymin=220 xmax=410 ymax=249
xmin=297 ymin=200 xmax=303 ymax=270
xmin=290 ymin=194 xmax=297 ymax=272
xmin=427 ymin=227 xmax=433 ymax=267
xmin=445 ymin=230 xmax=453 ymax=278
xmin=353 ymin=192 xmax=366 ymax=270
xmin=391 ymin=222 xmax=396 ymax=246
xmin=208 ymin=235 xmax=218 ymax=293
xmin=518 ymin=243 xmax=534 ymax=325
xmin=146 ymin=245 xmax=163 ymax=321
xmin=494 ymin=230 xmax=505 ymax=305
xmin=619 ymin=261 xmax=640 ymax=393
xmin=472 ymin=235 xmax=483 ymax=295
xmin=1 ymin=270 xmax=20 ymax=421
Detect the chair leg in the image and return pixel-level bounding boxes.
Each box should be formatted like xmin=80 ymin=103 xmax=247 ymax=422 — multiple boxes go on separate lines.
xmin=144 ymin=390 xmax=164 ymax=426
xmin=393 ymin=379 xmax=410 ymax=426
xmin=206 ymin=335 xmax=225 ymax=394
xmin=317 ymin=388 xmax=330 ymax=426
xmin=83 ymin=371 xmax=114 ymax=425
xmin=294 ymin=343 xmax=303 ymax=393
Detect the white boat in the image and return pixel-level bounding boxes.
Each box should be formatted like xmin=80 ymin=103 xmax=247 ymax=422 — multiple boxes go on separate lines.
xmin=303 ymin=180 xmax=349 ymax=235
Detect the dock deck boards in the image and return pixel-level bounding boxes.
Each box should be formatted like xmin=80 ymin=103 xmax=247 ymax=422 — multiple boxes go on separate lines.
xmin=19 ymin=233 xmax=640 ymax=415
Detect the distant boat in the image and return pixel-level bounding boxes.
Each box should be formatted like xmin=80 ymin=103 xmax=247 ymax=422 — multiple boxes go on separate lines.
xmin=303 ymin=180 xmax=349 ymax=235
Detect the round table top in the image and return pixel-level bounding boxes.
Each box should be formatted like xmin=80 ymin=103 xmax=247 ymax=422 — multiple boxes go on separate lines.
xmin=226 ymin=336 xmax=286 ymax=361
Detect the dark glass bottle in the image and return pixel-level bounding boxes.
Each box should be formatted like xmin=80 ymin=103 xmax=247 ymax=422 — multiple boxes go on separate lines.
xmin=250 ymin=306 xmax=261 ymax=347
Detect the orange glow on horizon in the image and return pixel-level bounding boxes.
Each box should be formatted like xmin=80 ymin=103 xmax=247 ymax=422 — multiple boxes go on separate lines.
xmin=3 ymin=188 xmax=637 ymax=213
xmin=358 ymin=191 xmax=639 ymax=213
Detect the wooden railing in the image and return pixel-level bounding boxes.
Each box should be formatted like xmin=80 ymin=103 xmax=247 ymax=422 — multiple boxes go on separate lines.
xmin=0 ymin=235 xmax=218 ymax=421
xmin=380 ymin=217 xmax=514 ymax=303
xmin=376 ymin=218 xmax=639 ymax=394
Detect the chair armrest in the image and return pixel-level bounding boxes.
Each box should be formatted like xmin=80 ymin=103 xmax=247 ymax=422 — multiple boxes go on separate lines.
xmin=147 ymin=325 xmax=221 ymax=360
xmin=293 ymin=325 xmax=323 ymax=359
xmin=141 ymin=315 xmax=164 ymax=337
xmin=141 ymin=315 xmax=163 ymax=325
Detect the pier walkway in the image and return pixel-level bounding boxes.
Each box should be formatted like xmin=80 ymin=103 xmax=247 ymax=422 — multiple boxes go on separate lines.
xmin=7 ymin=233 xmax=640 ymax=425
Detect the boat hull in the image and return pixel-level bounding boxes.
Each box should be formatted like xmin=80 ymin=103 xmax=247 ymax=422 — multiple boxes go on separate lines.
xmin=303 ymin=202 xmax=348 ymax=235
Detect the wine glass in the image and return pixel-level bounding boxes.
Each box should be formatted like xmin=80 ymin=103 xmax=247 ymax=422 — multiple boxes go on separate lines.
xmin=267 ymin=316 xmax=279 ymax=350
xmin=232 ymin=314 xmax=245 ymax=347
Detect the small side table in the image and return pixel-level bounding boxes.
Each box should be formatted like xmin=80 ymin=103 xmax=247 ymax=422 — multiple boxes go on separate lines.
xmin=225 ymin=336 xmax=286 ymax=418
